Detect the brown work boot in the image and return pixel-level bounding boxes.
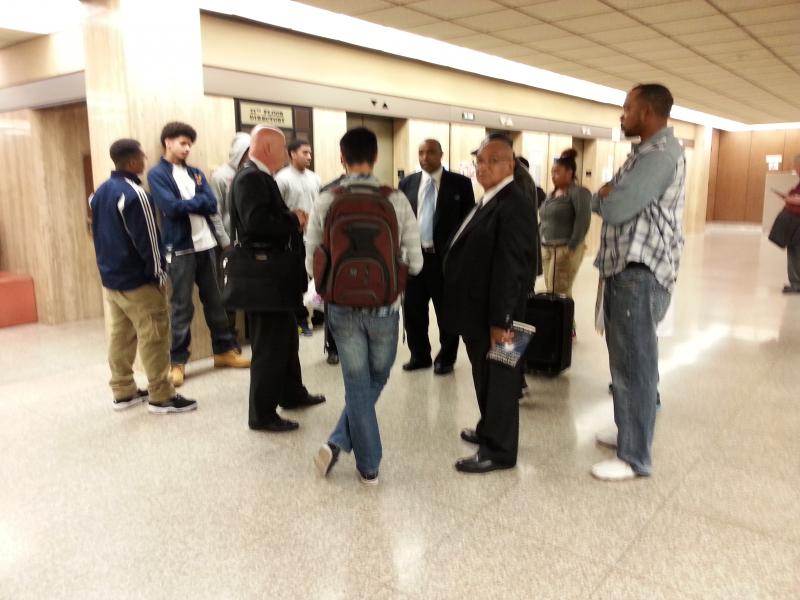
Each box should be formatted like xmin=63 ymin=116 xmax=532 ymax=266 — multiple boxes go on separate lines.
xmin=214 ymin=349 xmax=250 ymax=368
xmin=170 ymin=364 xmax=185 ymax=387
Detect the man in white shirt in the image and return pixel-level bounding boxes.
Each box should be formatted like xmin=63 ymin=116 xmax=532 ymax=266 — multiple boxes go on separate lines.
xmin=276 ymin=139 xmax=322 ymax=336
xmin=147 ymin=122 xmax=250 ymax=387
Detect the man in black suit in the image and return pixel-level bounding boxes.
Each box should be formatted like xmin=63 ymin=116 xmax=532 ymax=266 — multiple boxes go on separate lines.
xmin=442 ymin=139 xmax=537 ymax=473
xmin=400 ymin=139 xmax=475 ymax=375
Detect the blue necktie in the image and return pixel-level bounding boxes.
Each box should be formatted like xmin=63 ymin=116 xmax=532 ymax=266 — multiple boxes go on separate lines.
xmin=420 ymin=178 xmax=435 ymax=245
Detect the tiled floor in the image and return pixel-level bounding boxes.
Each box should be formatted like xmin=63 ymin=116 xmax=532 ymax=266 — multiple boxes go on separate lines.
xmin=2 ymin=226 xmax=799 ymax=599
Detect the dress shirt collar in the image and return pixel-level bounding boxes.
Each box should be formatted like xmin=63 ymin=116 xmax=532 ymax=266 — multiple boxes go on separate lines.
xmin=481 ymin=174 xmax=514 ymax=206
xmin=421 ymin=166 xmax=443 ymax=189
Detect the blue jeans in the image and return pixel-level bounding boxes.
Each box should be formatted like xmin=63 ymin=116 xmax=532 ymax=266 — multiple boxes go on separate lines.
xmin=168 ymin=249 xmax=237 ymax=364
xmin=604 ymin=264 xmax=671 ymax=476
xmin=327 ymin=305 xmax=399 ymax=477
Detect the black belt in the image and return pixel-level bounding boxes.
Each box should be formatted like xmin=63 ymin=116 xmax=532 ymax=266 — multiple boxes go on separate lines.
xmin=421 ymin=247 xmax=436 ymax=254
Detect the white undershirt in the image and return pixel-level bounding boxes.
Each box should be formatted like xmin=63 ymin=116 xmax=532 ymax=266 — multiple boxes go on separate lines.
xmin=172 ymin=164 xmax=216 ymax=253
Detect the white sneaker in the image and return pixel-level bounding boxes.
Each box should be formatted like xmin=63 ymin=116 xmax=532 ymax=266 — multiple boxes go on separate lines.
xmin=591 ymin=458 xmax=637 ymax=481
xmin=595 ymin=424 xmax=618 ymax=449
xmin=314 ymin=443 xmax=339 ymax=477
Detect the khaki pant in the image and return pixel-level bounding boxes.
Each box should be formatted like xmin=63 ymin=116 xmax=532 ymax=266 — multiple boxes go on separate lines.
xmin=542 ymin=243 xmax=586 ymax=298
xmin=105 ymin=284 xmax=174 ymax=403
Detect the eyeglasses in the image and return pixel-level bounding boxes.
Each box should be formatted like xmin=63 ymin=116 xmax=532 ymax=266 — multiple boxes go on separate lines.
xmin=473 ymin=156 xmax=509 ymax=168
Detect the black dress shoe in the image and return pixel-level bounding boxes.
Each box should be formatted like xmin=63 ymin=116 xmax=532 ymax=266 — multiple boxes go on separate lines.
xmin=326 ymin=352 xmax=339 ymax=365
xmin=280 ymin=394 xmax=326 ymax=409
xmin=250 ymin=416 xmax=299 ymax=432
xmin=433 ymin=362 xmax=454 ymax=375
xmin=402 ymin=358 xmax=432 ymax=371
xmin=460 ymin=428 xmax=480 ymax=444
xmin=455 ymin=454 xmax=515 ymax=474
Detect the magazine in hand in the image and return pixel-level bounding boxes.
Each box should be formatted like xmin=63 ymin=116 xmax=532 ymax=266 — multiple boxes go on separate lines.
xmin=487 ymin=321 xmax=536 ymax=368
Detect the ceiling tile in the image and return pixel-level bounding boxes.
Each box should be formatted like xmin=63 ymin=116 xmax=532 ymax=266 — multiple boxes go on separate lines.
xmin=517 ymin=0 xmax=613 ymax=22
xmin=604 ymin=0 xmax=683 ymax=7
xmin=525 ymin=36 xmax=598 ymax=52
xmin=671 ymin=28 xmax=750 ymax=45
xmin=299 ymin=0 xmax=392 ymax=13
xmin=358 ymin=6 xmax=438 ymax=27
xmin=407 ymin=21 xmax=476 ymax=39
xmin=494 ymin=23 xmax=571 ymax=43
xmin=656 ymin=15 xmax=736 ymax=35
xmin=560 ymin=12 xmax=640 ymax=33
xmin=556 ymin=45 xmax=621 ymax=61
xmin=612 ymin=37 xmax=685 ymax=53
xmin=629 ymin=0 xmax=719 ymax=24
xmin=586 ymin=25 xmax=661 ymax=44
xmin=489 ymin=44 xmax=540 ymax=58
xmin=447 ymin=33 xmax=508 ymax=50
xmin=711 ymin=0 xmax=798 ymax=10
xmin=453 ymin=9 xmax=538 ymax=32
xmin=688 ymin=39 xmax=763 ymax=55
xmin=746 ymin=19 xmax=800 ymax=37
xmin=408 ymin=0 xmax=505 ymax=18
xmin=729 ymin=4 xmax=800 ymax=25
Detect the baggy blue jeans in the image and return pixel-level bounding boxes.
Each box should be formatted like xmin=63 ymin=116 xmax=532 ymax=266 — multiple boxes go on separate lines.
xmin=604 ymin=264 xmax=671 ymax=476
xmin=327 ymin=304 xmax=399 ymax=477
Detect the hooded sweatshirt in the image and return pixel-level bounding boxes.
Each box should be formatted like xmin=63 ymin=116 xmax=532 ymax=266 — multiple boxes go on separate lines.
xmin=211 ymin=132 xmax=251 ymax=236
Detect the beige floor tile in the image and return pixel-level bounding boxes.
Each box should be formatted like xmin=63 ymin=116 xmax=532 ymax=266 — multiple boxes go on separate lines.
xmin=393 ymin=516 xmax=609 ymax=599
xmin=617 ymin=506 xmax=800 ymax=599
xmin=671 ymin=463 xmax=800 ymax=544
xmin=591 ymin=570 xmax=704 ymax=600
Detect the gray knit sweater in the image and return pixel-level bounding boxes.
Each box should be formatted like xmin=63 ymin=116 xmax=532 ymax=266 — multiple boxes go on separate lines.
xmin=539 ymin=184 xmax=592 ymax=249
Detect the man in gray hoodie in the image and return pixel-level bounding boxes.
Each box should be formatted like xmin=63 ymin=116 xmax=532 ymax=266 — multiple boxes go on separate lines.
xmin=211 ymin=132 xmax=251 ymax=341
xmin=211 ymin=132 xmax=251 ymax=238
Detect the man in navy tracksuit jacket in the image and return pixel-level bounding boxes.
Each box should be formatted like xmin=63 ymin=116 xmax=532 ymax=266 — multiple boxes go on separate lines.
xmin=147 ymin=121 xmax=249 ymax=386
xmin=90 ymin=138 xmax=197 ymax=414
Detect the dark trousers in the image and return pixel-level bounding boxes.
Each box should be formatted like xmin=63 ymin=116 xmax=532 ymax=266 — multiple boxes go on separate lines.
xmin=403 ymin=251 xmax=459 ymax=365
xmin=464 ymin=333 xmax=521 ymax=465
xmin=246 ymin=311 xmax=308 ymax=427
xmin=324 ymin=305 xmax=338 ymax=356
xmin=168 ymin=249 xmax=237 ymax=364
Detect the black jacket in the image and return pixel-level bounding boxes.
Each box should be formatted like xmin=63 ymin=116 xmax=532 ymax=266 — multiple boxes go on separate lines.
xmin=399 ymin=168 xmax=475 ymax=253
xmin=442 ymin=181 xmax=537 ymax=340
xmin=230 ymin=162 xmax=300 ymax=249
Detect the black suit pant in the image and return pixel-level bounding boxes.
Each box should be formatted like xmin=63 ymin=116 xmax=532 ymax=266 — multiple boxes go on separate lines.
xmin=464 ymin=333 xmax=522 ymax=465
xmin=403 ymin=251 xmax=459 ymax=365
xmin=246 ymin=310 xmax=308 ymax=426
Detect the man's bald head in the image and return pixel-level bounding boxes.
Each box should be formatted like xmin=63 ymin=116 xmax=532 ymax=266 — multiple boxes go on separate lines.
xmin=475 ymin=140 xmax=514 ymax=190
xmin=249 ymin=125 xmax=287 ymax=173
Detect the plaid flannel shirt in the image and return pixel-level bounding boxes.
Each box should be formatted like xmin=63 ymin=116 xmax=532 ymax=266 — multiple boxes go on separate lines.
xmin=592 ymin=127 xmax=685 ymax=293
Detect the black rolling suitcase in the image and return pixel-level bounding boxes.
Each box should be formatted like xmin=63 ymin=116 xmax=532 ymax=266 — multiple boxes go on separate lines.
xmin=525 ymin=248 xmax=574 ymax=376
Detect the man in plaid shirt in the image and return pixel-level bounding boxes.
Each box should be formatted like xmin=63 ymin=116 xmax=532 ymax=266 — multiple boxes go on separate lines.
xmin=591 ymin=84 xmax=685 ymax=481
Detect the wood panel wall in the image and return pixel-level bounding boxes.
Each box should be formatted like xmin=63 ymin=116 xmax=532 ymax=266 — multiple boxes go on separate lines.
xmin=710 ymin=129 xmax=799 ymax=223
xmin=706 ymin=129 xmax=720 ymax=221
xmin=713 ymin=131 xmax=751 ymax=222
xmin=0 ymin=103 xmax=103 ymax=324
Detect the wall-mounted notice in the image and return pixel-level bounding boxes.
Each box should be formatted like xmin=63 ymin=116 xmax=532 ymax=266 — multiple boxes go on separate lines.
xmin=240 ymin=102 xmax=294 ymax=128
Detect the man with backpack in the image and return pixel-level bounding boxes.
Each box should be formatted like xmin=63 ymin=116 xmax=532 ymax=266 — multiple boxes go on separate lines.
xmin=305 ymin=127 xmax=423 ymax=485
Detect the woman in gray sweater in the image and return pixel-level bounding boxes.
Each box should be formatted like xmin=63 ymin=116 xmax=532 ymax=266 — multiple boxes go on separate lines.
xmin=539 ymin=149 xmax=591 ymax=333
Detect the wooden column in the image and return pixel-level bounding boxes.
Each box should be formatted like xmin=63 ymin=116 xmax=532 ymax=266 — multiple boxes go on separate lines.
xmin=83 ymin=0 xmax=215 ymax=359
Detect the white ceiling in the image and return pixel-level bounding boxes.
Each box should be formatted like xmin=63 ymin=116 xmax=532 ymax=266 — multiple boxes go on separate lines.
xmin=296 ymin=0 xmax=800 ymax=124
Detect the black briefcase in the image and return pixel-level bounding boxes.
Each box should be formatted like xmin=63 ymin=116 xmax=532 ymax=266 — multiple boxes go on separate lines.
xmin=220 ymin=242 xmax=305 ymax=312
